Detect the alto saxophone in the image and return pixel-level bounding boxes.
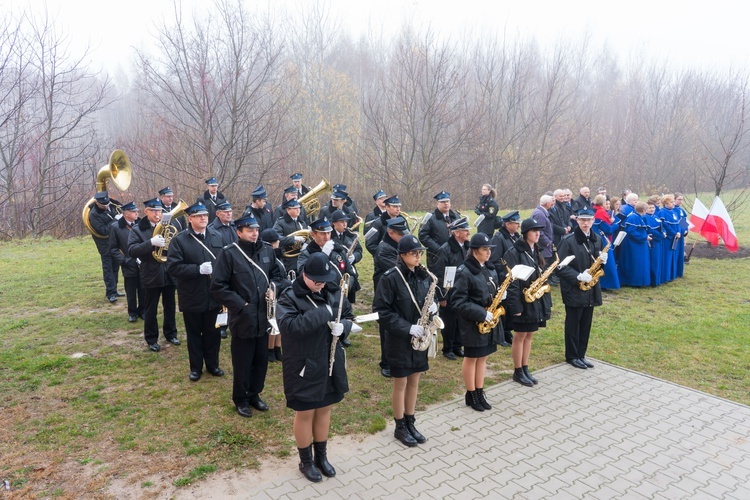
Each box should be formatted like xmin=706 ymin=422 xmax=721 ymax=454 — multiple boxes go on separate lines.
xmin=579 ymin=239 xmax=611 ymax=291
xmin=523 ymin=250 xmax=559 ymax=303
xmin=412 ymin=265 xmax=443 ymax=353
xmin=477 ymin=265 xmax=513 ymax=334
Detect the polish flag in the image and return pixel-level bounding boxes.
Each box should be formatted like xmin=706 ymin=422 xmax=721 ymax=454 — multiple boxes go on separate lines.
xmin=690 ymin=198 xmax=719 ymax=245
xmin=705 ymin=196 xmax=739 ymax=252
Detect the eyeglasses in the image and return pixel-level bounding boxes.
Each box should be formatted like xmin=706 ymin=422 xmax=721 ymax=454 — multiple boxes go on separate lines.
xmin=408 ymin=250 xmax=424 ymax=257
xmin=312 ymin=280 xmax=326 ymax=286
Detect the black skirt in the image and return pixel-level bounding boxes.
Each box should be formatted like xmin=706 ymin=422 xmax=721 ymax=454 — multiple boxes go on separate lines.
xmin=286 ymin=391 xmax=344 ymax=411
xmin=464 ymin=343 xmax=497 ymax=358
xmin=512 ymin=319 xmax=546 ymax=333
xmin=390 ymin=364 xmax=428 ymax=378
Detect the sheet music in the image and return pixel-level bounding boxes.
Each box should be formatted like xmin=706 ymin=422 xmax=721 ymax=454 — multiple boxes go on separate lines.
xmin=364 ymin=227 xmax=379 ymax=240
xmin=614 ymin=231 xmax=626 ymax=247
xmin=161 ymin=213 xmax=173 ymax=224
xmin=354 ymin=312 xmax=379 ymax=323
xmin=444 ymin=266 xmax=457 ymax=289
xmin=558 ymin=255 xmax=575 ymax=269
xmin=473 ymin=214 xmax=485 ymax=227
xmin=511 ymin=264 xmax=534 ymax=281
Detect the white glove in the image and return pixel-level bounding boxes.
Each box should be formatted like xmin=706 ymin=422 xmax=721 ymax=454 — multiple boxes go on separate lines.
xmin=151 ymin=235 xmax=166 ymax=247
xmin=136 ymin=258 xmax=141 ymax=265
xmin=322 ymin=240 xmax=335 ymax=256
xmin=199 ymin=262 xmax=213 ymax=275
xmin=577 ymin=270 xmax=593 ymax=283
xmin=347 ymin=254 xmax=355 ymax=264
xmin=330 ymin=322 xmax=344 ymax=337
xmin=501 ymin=291 xmax=507 ymax=300
xmin=409 ymin=325 xmax=425 ymax=338
xmin=484 ymin=311 xmax=494 ymax=322
xmin=428 ymin=302 xmax=438 ymax=315
xmin=115 ymin=214 xmax=123 ymax=220
xmin=294 ymin=236 xmax=305 ymax=243
xmin=599 ymin=252 xmax=608 ymax=265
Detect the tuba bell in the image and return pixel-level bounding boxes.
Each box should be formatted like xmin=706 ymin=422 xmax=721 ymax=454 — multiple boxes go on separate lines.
xmin=282 ymin=229 xmax=311 ymax=258
xmin=298 ymin=178 xmax=331 ymax=219
xmin=82 ymin=150 xmax=132 ymax=238
xmin=152 ymin=199 xmax=189 ymax=262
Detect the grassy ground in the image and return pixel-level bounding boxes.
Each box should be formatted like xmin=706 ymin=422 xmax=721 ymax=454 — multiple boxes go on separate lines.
xmin=1 ymin=203 xmax=748 ymax=497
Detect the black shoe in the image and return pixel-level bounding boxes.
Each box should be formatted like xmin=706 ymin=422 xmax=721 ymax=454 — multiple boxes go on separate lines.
xmin=236 ymin=404 xmax=252 ymax=418
xmin=166 ymin=337 xmax=180 ymax=346
xmin=108 ymin=295 xmax=118 ymax=303
xmin=313 ymin=441 xmax=336 ymax=477
xmin=220 ymin=328 xmax=227 ymax=339
xmin=274 ymin=346 xmax=283 ymax=361
xmin=513 ymin=368 xmax=534 ymax=387
xmin=476 ymin=388 xmax=492 ymax=410
xmin=523 ymin=366 xmax=538 ymax=385
xmin=580 ymin=358 xmax=594 ymax=368
xmin=268 ymin=350 xmax=277 ymax=363
xmin=443 ymin=351 xmax=457 ymax=361
xmin=498 ymin=341 xmax=512 ymax=347
xmin=128 ymin=314 xmax=138 ymax=323
xmin=116 ymin=291 xmax=126 ymax=297
xmin=298 ymin=445 xmax=322 ymax=482
xmin=381 ymin=367 xmax=391 ymax=378
xmin=250 ymin=398 xmax=269 ymax=412
xmin=148 ymin=343 xmax=160 ymax=352
xmin=138 ymin=314 xmax=145 ymax=320
xmin=210 ymin=368 xmax=224 ymax=377
xmin=341 ymin=337 xmax=351 ymax=347
xmin=189 ymin=371 xmax=201 ymax=381
xmin=394 ymin=418 xmax=418 ymax=447
xmin=465 ymin=390 xmax=485 ymax=411
xmin=567 ymin=358 xmax=587 ymax=369
xmin=453 ymin=348 xmax=465 ymax=357
xmin=404 ymin=414 xmax=427 ymax=443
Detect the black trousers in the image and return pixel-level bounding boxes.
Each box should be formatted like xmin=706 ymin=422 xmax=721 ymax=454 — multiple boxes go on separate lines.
xmin=440 ymin=307 xmax=462 ymax=353
xmin=124 ymin=275 xmax=144 ymax=316
xmin=564 ymin=305 xmax=594 ymax=361
xmin=143 ymin=285 xmax=177 ymax=344
xmin=378 ymin=323 xmax=389 ymax=369
xmin=183 ymin=308 xmax=222 ymax=373
xmin=231 ymin=334 xmax=269 ymax=406
xmin=99 ymin=250 xmax=120 ymax=298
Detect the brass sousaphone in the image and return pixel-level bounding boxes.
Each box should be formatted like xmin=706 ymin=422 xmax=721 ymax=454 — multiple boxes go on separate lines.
xmin=82 ymin=150 xmax=132 ymax=238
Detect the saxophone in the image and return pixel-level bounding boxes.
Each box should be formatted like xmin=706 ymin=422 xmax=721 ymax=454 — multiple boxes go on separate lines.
xmin=579 ymin=239 xmax=611 ymax=291
xmin=477 ymin=265 xmax=513 ymax=334
xmin=523 ymin=250 xmax=559 ymax=303
xmin=412 ymin=265 xmax=444 ymax=353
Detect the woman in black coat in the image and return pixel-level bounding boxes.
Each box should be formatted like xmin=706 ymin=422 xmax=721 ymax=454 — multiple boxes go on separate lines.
xmin=474 ymin=183 xmax=500 ymax=237
xmin=452 ymin=233 xmax=504 ymax=412
xmin=503 ymin=218 xmax=553 ymax=387
xmin=276 ymin=253 xmax=354 ymax=483
xmin=373 ymin=235 xmax=436 ymax=448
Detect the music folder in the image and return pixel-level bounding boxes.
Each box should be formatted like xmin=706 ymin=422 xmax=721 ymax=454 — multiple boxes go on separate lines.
xmin=443 ymin=266 xmax=457 ymax=289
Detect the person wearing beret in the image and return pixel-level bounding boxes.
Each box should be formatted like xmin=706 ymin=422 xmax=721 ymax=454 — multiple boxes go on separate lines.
xmin=419 ymin=191 xmax=460 ymax=271
xmin=274 ymin=186 xmax=309 ymax=224
xmin=474 ymin=184 xmax=501 ymax=237
xmin=109 ymin=201 xmax=144 ymax=322
xmin=209 ymin=201 xmax=238 ymax=247
xmin=373 ymin=235 xmax=435 ymax=447
xmin=290 ymin=172 xmax=310 ymax=198
xmin=452 ymin=233 xmax=503 ymax=411
xmin=158 ymin=187 xmax=186 ymax=232
xmin=127 ymin=198 xmax=180 ymax=352
xmin=197 ymin=177 xmax=226 ymax=223
xmin=503 ymin=217 xmax=553 ymax=387
xmin=556 ymin=208 xmax=604 ymax=370
xmin=364 ymin=190 xmax=388 ymax=234
xmin=276 ymin=252 xmax=354 ymax=482
xmin=210 ymin=214 xmax=285 ymax=418
xmin=489 ymin=210 xmax=522 ymax=347
xmin=244 ymin=186 xmax=275 ymax=232
xmin=330 ymin=210 xmax=363 ymax=305
xmin=432 ymin=217 xmax=470 ymax=360
xmin=273 ymin=199 xmax=309 ymax=274
xmin=167 ymin=202 xmax=226 ymax=381
xmin=89 ymin=190 xmax=122 ymax=303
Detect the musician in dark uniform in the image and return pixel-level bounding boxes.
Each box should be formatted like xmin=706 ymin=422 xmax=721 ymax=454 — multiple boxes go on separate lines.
xmin=209 ymin=201 xmax=237 ymax=246
xmin=109 ymin=201 xmax=143 ymax=322
xmin=127 ymin=198 xmax=179 ymax=352
xmin=159 ymin=186 xmax=186 ymax=232
xmin=419 ymin=190 xmax=460 ymax=269
xmin=489 ymin=211 xmax=522 ymax=346
xmin=273 ymin=199 xmax=308 ymax=273
xmin=260 ymin=228 xmax=291 ymax=362
xmin=433 ymin=217 xmax=470 ymax=360
xmin=474 ymin=183 xmax=500 ymax=237
xmin=503 ymin=218 xmax=552 ymax=387
xmin=244 ymin=186 xmax=275 ymax=231
xmin=330 ymin=210 xmax=362 ymax=304
xmin=290 ymin=172 xmax=310 ymax=198
xmin=210 ymin=214 xmax=285 ymax=418
xmin=373 ymin=235 xmax=435 ymax=447
xmin=365 ymin=195 xmax=403 ymax=256
xmin=167 ymin=202 xmax=225 ymax=381
xmin=364 ymin=189 xmax=387 ymax=233
xmin=557 ymin=208 xmax=604 ymax=369
xmin=332 ymin=184 xmax=360 ymax=224
xmin=276 ymin=252 xmax=354 ymax=482
xmin=317 ymin=190 xmax=353 ymax=225
xmin=196 ymin=177 xmax=226 ymax=223
xmin=297 ymin=217 xmax=358 ymax=291
xmin=452 ymin=233 xmax=503 ymax=412
xmin=274 ymin=186 xmax=309 ymax=224
xmin=89 ymin=191 xmax=121 ymax=303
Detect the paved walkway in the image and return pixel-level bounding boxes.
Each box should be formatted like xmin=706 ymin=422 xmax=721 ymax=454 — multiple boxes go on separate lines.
xmin=182 ymin=361 xmax=750 ymax=499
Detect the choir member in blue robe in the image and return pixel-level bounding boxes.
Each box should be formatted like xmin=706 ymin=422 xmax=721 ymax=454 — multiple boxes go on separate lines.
xmin=617 ymin=202 xmax=651 ymax=287
xmin=674 ymin=193 xmax=689 ymax=278
xmin=657 ymin=194 xmax=680 ymax=283
xmin=593 ymin=195 xmax=620 ymax=290
xmin=644 ymin=197 xmax=665 ymax=287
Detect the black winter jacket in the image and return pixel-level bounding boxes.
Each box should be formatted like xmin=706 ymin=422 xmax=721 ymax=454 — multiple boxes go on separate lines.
xmin=209 ymin=217 xmax=237 ymax=247
xmin=372 ymin=233 xmax=399 ymax=289
xmin=273 ymin=213 xmax=308 ymax=272
xmin=109 ymin=217 xmax=140 ymax=278
xmin=419 ymin=208 xmax=460 ymax=269
xmin=503 ymin=239 xmax=552 ymax=326
xmin=474 ymin=195 xmax=500 ymax=237
xmin=89 ymin=204 xmax=118 ymax=254
xmin=128 ymin=217 xmax=176 ymax=289
xmin=167 ymin=228 xmax=225 ymax=312
xmin=488 ymin=226 xmax=518 ymax=270
xmin=197 ymin=190 xmax=227 ymax=223
xmin=433 ymin=236 xmax=468 ymax=308
xmin=557 ymin=227 xmax=603 ymax=308
xmin=452 ymin=255 xmax=503 ymax=347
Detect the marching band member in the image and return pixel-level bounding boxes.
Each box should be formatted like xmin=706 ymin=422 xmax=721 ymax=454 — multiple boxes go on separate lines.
xmin=159 ymin=187 xmax=186 ymax=232
xmin=419 ymin=191 xmax=460 ymax=270
xmin=330 ymin=210 xmax=362 ymax=304
xmin=209 ymin=201 xmax=237 ymax=246
xmin=365 ymin=195 xmax=403 ymax=256
xmin=89 ymin=191 xmax=121 ymax=303
xmin=373 ymin=235 xmax=434 ymax=447
xmin=474 ymin=184 xmax=500 ymax=237
xmin=276 ymin=252 xmax=354 ymax=482
xmin=290 ymin=172 xmax=310 ymax=198
xmin=109 ymin=201 xmax=143 ymax=322
xmin=273 ymin=199 xmax=308 ymax=273
xmin=274 ymin=186 xmax=308 ymax=224
xmin=317 ymin=190 xmax=353 ymax=224
xmin=196 ymin=177 xmax=226 ymax=223
xmin=245 ymin=186 xmax=275 ymax=231
xmin=452 ymin=233 xmax=503 ymax=411
xmin=364 ymin=189 xmax=388 ymax=233
xmin=489 ymin=211 xmax=522 ymax=346
xmin=167 ymin=202 xmax=225 ymax=381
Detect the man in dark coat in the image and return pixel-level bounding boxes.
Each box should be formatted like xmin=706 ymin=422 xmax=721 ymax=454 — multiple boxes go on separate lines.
xmin=209 ymin=201 xmax=238 ymax=246
xmin=159 ymin=186 xmax=187 ymax=232
xmin=556 ymin=208 xmax=604 ymax=370
xmin=489 ymin=210 xmax=522 ymax=346
xmin=273 ymin=199 xmax=309 ymax=273
xmin=317 ymin=190 xmax=354 ymax=226
xmin=419 ymin=191 xmax=460 ymax=270
xmin=167 ymin=202 xmax=226 ymax=381
xmin=297 ymin=216 xmax=358 ymax=287
xmin=433 ymin=217 xmax=470 ymax=359
xmin=244 ymin=186 xmax=275 ymax=231
xmin=127 ymin=198 xmax=180 ymax=352
xmin=290 ymin=172 xmax=310 ymax=198
xmin=109 ymin=201 xmax=143 ymax=322
xmin=531 ymin=194 xmax=556 ymax=261
xmin=366 ymin=195 xmax=403 ymax=256
xmin=549 ymin=189 xmax=573 ymax=249
xmin=88 ymin=190 xmax=121 ymax=302
xmin=572 ymin=186 xmax=592 ymax=212
xmin=196 ymin=177 xmax=226 ymax=223
xmin=273 ymin=186 xmax=309 ymax=224
xmin=364 ymin=189 xmax=388 ymax=233
xmin=210 ymin=214 xmax=285 ymax=418
xmin=330 ymin=210 xmax=363 ymax=304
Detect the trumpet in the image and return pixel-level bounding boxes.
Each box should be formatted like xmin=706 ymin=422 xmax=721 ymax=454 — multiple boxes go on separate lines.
xmin=266 ymin=283 xmax=279 ymax=335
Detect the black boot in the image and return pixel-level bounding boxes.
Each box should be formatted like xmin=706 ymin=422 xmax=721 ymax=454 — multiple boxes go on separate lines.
xmin=268 ymin=349 xmax=276 ymax=363
xmin=523 ymin=365 xmax=538 ymax=385
xmin=465 ymin=390 xmax=485 ymax=412
xmin=313 ymin=441 xmax=336 ymax=477
xmin=394 ymin=418 xmax=418 ymax=447
xmin=513 ymin=367 xmax=534 ymax=387
xmin=476 ymin=388 xmax=492 ymax=410
xmin=404 ymin=414 xmax=426 ymax=444
xmin=274 ymin=346 xmax=283 ymax=362
xmin=298 ymin=445 xmax=322 ymax=482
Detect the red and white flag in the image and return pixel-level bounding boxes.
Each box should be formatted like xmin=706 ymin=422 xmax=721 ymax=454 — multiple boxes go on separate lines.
xmin=705 ymin=196 xmax=739 ymax=252
xmin=690 ymin=198 xmax=719 ymax=245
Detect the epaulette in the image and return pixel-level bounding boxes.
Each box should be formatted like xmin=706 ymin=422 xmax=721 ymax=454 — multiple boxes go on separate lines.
xmin=382 ymin=267 xmax=396 ymax=277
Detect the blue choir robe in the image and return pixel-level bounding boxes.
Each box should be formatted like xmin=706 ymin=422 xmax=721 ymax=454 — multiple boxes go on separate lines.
xmin=675 ymin=206 xmax=688 ymax=277
xmin=593 ymin=218 xmax=620 ymax=290
xmin=617 ymin=212 xmax=650 ymax=287
xmin=657 ymin=207 xmax=680 ymax=282
xmin=621 ymin=204 xmax=634 ymax=216
xmin=643 ymin=213 xmax=665 ymax=286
